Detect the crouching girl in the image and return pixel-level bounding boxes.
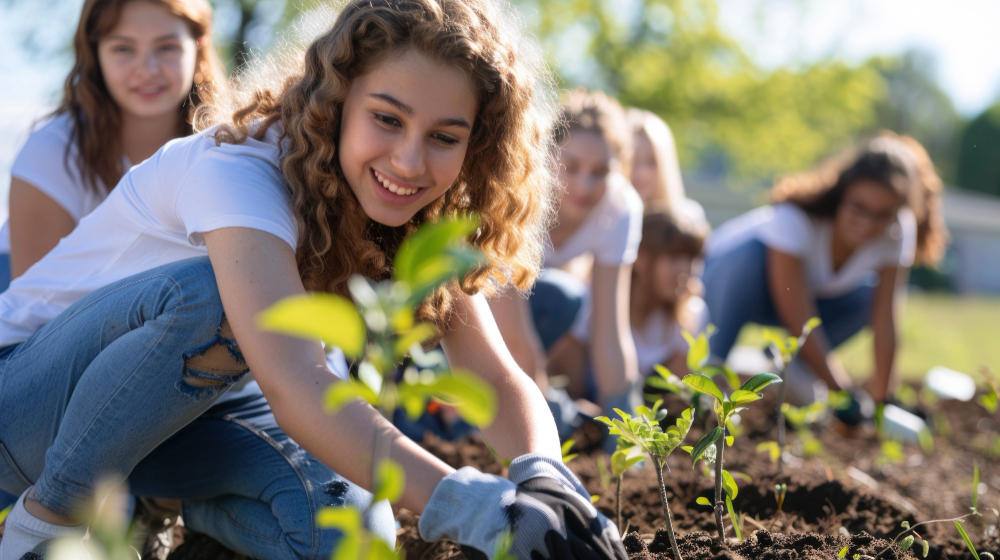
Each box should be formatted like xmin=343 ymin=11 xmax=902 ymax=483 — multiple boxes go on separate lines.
xmin=0 ymin=1 xmax=625 ymax=559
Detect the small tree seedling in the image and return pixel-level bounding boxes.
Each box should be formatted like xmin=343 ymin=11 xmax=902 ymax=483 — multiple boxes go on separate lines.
xmin=259 ymin=216 xmax=501 ymax=560
xmin=679 ymin=329 xmax=783 ymax=544
xmin=598 ymin=401 xmax=695 ymax=560
xmin=976 ymin=368 xmax=1000 ymax=457
xmin=763 ymin=318 xmax=821 ymax=473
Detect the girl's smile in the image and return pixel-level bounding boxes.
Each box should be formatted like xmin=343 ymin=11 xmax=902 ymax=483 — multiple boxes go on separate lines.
xmin=339 ymin=48 xmax=477 ymax=227
xmin=370 ymin=167 xmax=431 ymax=205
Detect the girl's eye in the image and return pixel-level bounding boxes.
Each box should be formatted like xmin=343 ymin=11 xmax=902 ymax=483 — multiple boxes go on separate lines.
xmin=158 ymin=44 xmax=180 ymax=53
xmin=432 ymin=133 xmax=459 ymax=146
xmin=373 ymin=113 xmax=401 ymax=128
xmin=112 ymin=46 xmax=134 ymax=54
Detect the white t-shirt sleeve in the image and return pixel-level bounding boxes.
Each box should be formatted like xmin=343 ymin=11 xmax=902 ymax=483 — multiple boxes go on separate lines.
xmin=891 ymin=207 xmax=917 ymax=268
xmin=756 ymin=203 xmax=814 ymax=257
xmin=593 ymin=180 xmax=644 ymax=266
xmin=9 ymin=116 xmax=94 ymax=222
xmin=174 ymin=149 xmax=298 ymax=251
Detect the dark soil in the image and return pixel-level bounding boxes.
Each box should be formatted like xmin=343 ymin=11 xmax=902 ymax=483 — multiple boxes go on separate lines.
xmin=396 ymin=391 xmax=1000 ymax=560
xmin=167 ymin=389 xmax=1000 ymax=559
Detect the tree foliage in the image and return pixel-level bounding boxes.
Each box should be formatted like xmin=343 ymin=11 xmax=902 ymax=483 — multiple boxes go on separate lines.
xmin=957 ymin=102 xmax=1000 ymax=196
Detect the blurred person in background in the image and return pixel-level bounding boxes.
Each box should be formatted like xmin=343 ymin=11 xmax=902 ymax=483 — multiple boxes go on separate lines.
xmin=627 ymin=108 xmax=707 ymax=226
xmin=491 ymin=88 xmax=644 ymax=438
xmin=547 ymin=209 xmax=710 ymax=397
xmin=702 ymin=133 xmax=947 ymax=411
xmin=0 ymin=0 xmax=227 ymax=517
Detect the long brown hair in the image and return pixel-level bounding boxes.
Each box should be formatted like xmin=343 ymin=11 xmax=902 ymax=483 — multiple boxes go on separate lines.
xmin=771 ymin=133 xmax=948 ymax=266
xmin=628 ymin=108 xmax=686 ymax=211
xmin=206 ymin=0 xmax=560 ymax=329
xmin=59 ymin=0 xmax=227 ymax=194
xmin=634 ymin=208 xmax=707 ymax=323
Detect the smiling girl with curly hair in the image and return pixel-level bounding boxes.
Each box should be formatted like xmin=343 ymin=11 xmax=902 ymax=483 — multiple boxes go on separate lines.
xmin=0 ymin=1 xmax=624 ymax=559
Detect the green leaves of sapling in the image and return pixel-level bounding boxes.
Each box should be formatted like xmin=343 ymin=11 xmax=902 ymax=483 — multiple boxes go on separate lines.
xmin=394 ymin=214 xmax=484 ymax=306
xmin=682 ymin=374 xmax=725 ymax=404
xmin=257 ymin=293 xmax=367 ymax=358
xmin=690 ymin=426 xmax=723 ymax=467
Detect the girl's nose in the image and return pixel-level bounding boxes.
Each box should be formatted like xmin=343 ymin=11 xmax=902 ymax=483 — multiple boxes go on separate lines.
xmin=392 ymin=136 xmax=426 ymax=178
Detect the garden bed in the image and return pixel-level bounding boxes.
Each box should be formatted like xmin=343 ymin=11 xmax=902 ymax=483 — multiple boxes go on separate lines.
xmin=396 ymin=393 xmax=1000 ymax=560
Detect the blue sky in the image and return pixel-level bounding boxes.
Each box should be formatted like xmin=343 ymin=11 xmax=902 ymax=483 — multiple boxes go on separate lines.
xmin=1 ymin=0 xmax=999 ymax=219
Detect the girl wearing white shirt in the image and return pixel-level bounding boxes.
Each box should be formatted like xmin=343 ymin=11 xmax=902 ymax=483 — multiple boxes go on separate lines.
xmin=0 ymin=0 xmax=227 ymax=526
xmin=549 ymin=209 xmax=710 ymax=395
xmin=490 ymin=89 xmax=644 ymax=433
xmin=1 ymin=0 xmax=226 ymax=289
xmin=703 ymin=134 xmax=947 ymax=406
xmin=0 ymin=1 xmax=624 ymax=559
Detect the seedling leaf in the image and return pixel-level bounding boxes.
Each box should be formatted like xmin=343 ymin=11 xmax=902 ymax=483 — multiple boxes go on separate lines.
xmin=955 ymin=520 xmax=981 ymax=560
xmin=730 ymin=389 xmax=762 ymax=405
xmin=691 ymin=426 xmax=723 ymax=467
xmin=721 ymin=469 xmax=738 ymax=500
xmin=757 ymin=441 xmax=781 ymax=463
xmin=726 ymin=496 xmax=742 ymax=541
xmin=974 ymin=463 xmax=980 ymax=508
xmin=838 ymin=545 xmax=849 ymax=558
xmin=561 ymin=440 xmax=578 ymax=464
xmin=611 ymin=449 xmax=643 ymax=477
xmin=696 ymin=497 xmax=711 ymax=506
xmin=372 ymin=459 xmax=405 ymax=504
xmin=738 ymin=372 xmax=782 ymax=393
xmin=901 ymin=536 xmax=914 ymax=551
xmin=682 ymin=374 xmax=725 ymax=404
xmin=257 ymin=293 xmax=366 ymax=358
xmin=324 ymin=380 xmax=379 ymax=413
xmin=316 ymin=507 xmax=362 ymax=560
xmin=393 ymin=322 xmax=438 ymax=357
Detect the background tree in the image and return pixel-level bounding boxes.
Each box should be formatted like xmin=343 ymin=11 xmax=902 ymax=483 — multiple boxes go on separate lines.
xmin=956 ymin=103 xmax=1000 ymax=196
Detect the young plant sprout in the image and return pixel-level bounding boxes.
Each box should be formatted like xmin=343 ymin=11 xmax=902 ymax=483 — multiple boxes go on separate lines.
xmin=763 ymin=318 xmax=821 ymax=473
xmin=259 ymin=216 xmax=501 ymax=560
xmin=977 ymin=368 xmax=1000 ymax=457
xmin=679 ymin=328 xmax=783 ymax=545
xmin=598 ymin=400 xmax=695 ymax=560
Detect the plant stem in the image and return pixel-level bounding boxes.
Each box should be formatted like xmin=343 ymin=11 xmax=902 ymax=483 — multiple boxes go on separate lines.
xmin=775 ymin=361 xmax=788 ymax=474
xmin=874 ymin=511 xmax=980 ymax=558
xmin=714 ymin=437 xmax=726 ymax=544
xmin=616 ymin=476 xmax=623 ymax=533
xmin=652 ymin=453 xmax=683 ymax=560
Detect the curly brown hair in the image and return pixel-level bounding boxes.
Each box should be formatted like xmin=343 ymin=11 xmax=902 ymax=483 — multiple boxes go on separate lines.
xmin=59 ymin=0 xmax=227 ymax=195
xmin=203 ymin=0 xmax=560 ymax=329
xmin=771 ymin=132 xmax=948 ymax=266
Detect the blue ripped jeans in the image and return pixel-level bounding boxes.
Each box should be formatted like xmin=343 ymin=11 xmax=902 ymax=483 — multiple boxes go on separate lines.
xmin=0 ymin=257 xmax=393 ymax=559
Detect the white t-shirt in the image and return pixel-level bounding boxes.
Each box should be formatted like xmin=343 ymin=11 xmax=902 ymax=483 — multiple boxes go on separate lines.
xmin=545 ymin=173 xmax=643 ymax=268
xmin=570 ymin=294 xmax=709 ymax=376
xmin=706 ymin=202 xmax=916 ymax=298
xmin=0 ymin=124 xmax=297 ymax=348
xmin=1 ymin=113 xmax=129 ymax=253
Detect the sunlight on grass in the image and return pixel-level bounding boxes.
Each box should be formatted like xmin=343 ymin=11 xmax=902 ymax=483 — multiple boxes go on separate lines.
xmin=736 ymin=292 xmax=1000 ymax=381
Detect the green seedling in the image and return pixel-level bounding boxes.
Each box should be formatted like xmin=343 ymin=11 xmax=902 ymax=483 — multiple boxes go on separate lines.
xmin=875 ymin=465 xmax=999 ymax=559
xmin=839 ymin=545 xmax=849 ymax=558
xmin=758 ymin=401 xmax=827 ymax=464
xmin=763 ymin=318 xmax=821 ymax=473
xmin=561 ymin=439 xmax=578 ymax=464
xmin=678 ymin=329 xmax=782 ymax=544
xmin=976 ymin=368 xmax=1000 ymax=458
xmin=598 ymin=401 xmax=694 ymax=560
xmin=774 ymin=483 xmax=787 ymax=512
xmin=259 ymin=216 xmax=501 ymax=560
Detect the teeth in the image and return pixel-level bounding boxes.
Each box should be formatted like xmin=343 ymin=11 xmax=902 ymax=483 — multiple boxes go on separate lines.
xmin=374 ymin=169 xmax=419 ymax=195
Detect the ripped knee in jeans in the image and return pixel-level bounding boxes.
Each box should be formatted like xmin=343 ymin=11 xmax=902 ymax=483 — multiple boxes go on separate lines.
xmin=178 ymin=315 xmax=248 ymax=401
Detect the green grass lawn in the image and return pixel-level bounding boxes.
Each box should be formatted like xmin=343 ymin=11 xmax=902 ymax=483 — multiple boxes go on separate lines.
xmin=735 ymin=292 xmax=1000 ymax=382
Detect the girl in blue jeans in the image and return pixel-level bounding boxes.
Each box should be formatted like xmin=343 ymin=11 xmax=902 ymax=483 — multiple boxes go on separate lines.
xmin=702 ymin=134 xmax=947 ymax=406
xmin=0 ymin=1 xmax=625 ymax=559
xmin=0 ymin=0 xmax=228 ymax=520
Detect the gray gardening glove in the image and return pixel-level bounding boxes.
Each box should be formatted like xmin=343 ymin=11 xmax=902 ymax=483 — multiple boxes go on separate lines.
xmin=419 ymin=454 xmax=626 ymax=560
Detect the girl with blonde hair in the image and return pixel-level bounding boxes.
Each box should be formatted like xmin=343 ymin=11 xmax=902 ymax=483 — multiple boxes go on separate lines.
xmin=627 ymin=109 xmax=706 ymax=224
xmin=0 ymin=1 xmax=624 ymax=559
xmin=491 ymin=89 xmax=645 ymax=440
xmin=702 ymin=133 xmax=947 ymax=410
